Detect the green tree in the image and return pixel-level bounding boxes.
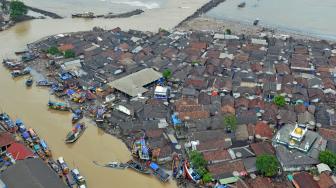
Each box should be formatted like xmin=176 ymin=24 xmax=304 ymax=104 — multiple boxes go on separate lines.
xmin=162 ymin=69 xmax=172 ymax=80
xmin=47 ymin=46 xmax=61 ymax=55
xmin=256 ymin=154 xmax=279 ymax=177
xmin=319 ymin=150 xmax=336 ymax=169
xmin=64 ymin=49 xmax=75 ymax=58
xmin=9 ymin=0 xmax=27 ymax=21
xmin=225 ymin=29 xmax=232 ymax=35
xmin=202 ymin=172 xmax=213 ymax=183
xmin=189 ymin=150 xmax=206 ymax=168
xmin=273 ymin=95 xmax=286 ymax=107
xmin=224 ymin=115 xmax=237 ymax=132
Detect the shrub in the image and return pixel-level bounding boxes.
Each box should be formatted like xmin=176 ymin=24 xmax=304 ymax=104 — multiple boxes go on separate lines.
xmin=223 ymin=115 xmax=237 ymax=132
xmin=256 ymin=154 xmax=279 ymax=177
xmin=273 ymin=95 xmax=286 ymax=107
xmin=64 ymin=50 xmax=75 ymax=58
xmin=319 ymin=150 xmax=336 ymax=169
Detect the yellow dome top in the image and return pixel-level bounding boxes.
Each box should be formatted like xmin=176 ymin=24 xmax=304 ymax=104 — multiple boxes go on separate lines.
xmin=294 ymin=127 xmax=303 ymax=134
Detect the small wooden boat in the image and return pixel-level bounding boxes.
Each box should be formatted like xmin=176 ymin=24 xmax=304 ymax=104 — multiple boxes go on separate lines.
xmin=40 ymin=139 xmax=52 ymax=157
xmin=238 ymin=2 xmax=246 ymax=8
xmin=15 ymin=50 xmax=29 ymax=55
xmin=65 ymin=123 xmax=86 ymax=144
xmin=71 ymin=169 xmax=87 ymax=187
xmin=21 ymin=131 xmax=33 ymax=146
xmin=0 ymin=113 xmax=16 ymax=132
xmin=15 ymin=119 xmax=27 ymax=133
xmin=33 ymin=144 xmax=46 ymax=160
xmin=48 ymin=101 xmax=70 ymax=111
xmin=57 ymin=157 xmax=70 ymax=174
xmin=48 ymin=159 xmax=62 ymax=176
xmin=65 ymin=173 xmax=76 ymax=187
xmin=71 ymin=109 xmax=83 ymax=124
xmin=149 ymin=162 xmax=170 ymax=182
xmin=2 ymin=59 xmax=24 ymax=70
xmin=25 ymin=77 xmax=33 ymax=87
xmin=183 ymin=160 xmax=201 ymax=183
xmin=21 ymin=52 xmax=38 ymax=62
xmin=28 ymin=128 xmax=39 ymax=142
xmin=72 ymin=12 xmax=95 ymax=18
xmin=127 ymin=160 xmax=151 ymax=175
xmin=36 ymin=80 xmax=54 ymax=87
xmin=105 ymin=162 xmax=128 ymax=169
xmin=11 ymin=67 xmax=30 ymax=78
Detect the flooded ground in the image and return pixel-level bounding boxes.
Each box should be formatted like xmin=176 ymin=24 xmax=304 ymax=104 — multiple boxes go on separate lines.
xmin=0 ymin=0 xmax=210 ymax=187
xmin=207 ymin=0 xmax=336 ymax=40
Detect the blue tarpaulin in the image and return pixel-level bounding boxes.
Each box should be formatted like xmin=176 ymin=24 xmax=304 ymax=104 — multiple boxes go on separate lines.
xmin=150 ymin=162 xmax=159 ymax=171
xmin=171 ymin=114 xmax=182 ymax=126
xmin=22 ymin=132 xmax=30 ymax=139
xmin=67 ymin=89 xmax=75 ymax=96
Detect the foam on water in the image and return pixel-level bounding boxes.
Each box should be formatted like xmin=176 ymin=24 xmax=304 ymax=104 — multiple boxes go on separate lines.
xmin=112 ymin=0 xmax=160 ymax=9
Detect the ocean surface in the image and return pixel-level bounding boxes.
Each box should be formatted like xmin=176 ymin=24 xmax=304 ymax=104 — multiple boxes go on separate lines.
xmin=207 ymin=0 xmax=336 ymax=40
xmin=22 ymin=0 xmax=166 ymax=16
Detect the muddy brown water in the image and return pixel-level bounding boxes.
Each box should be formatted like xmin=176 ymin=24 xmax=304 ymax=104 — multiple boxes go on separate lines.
xmin=0 ymin=20 xmax=177 ymax=188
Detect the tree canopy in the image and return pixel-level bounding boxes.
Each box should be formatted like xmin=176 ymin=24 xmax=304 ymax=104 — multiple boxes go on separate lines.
xmin=162 ymin=69 xmax=172 ymax=80
xmin=223 ymin=115 xmax=237 ymax=132
xmin=9 ymin=0 xmax=27 ymax=21
xmin=256 ymin=154 xmax=279 ymax=177
xmin=64 ymin=49 xmax=75 ymax=58
xmin=47 ymin=46 xmax=61 ymax=55
xmin=273 ymin=95 xmax=286 ymax=107
xmin=319 ymin=150 xmax=336 ymax=169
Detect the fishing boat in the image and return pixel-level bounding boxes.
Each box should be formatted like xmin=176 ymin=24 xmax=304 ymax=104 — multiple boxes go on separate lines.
xmin=2 ymin=59 xmax=24 ymax=70
xmin=105 ymin=162 xmax=128 ymax=169
xmin=11 ymin=67 xmax=30 ymax=78
xmin=65 ymin=123 xmax=86 ymax=144
xmin=57 ymin=157 xmax=70 ymax=174
xmin=21 ymin=131 xmax=33 ymax=146
xmin=95 ymin=106 xmax=105 ymax=122
xmin=15 ymin=119 xmax=27 ymax=133
xmin=71 ymin=169 xmax=87 ymax=188
xmin=148 ymin=162 xmax=170 ymax=182
xmin=0 ymin=113 xmax=16 ymax=132
xmin=65 ymin=173 xmax=76 ymax=187
xmin=36 ymin=80 xmax=54 ymax=87
xmin=33 ymin=144 xmax=46 ymax=160
xmin=48 ymin=101 xmax=70 ymax=111
xmin=126 ymin=160 xmax=151 ymax=175
xmin=15 ymin=50 xmax=29 ymax=55
xmin=253 ymin=18 xmax=260 ymax=26
xmin=71 ymin=109 xmax=83 ymax=124
xmin=39 ymin=139 xmax=52 ymax=157
xmin=28 ymin=128 xmax=39 ymax=142
xmin=183 ymin=160 xmax=201 ymax=183
xmin=21 ymin=52 xmax=38 ymax=62
xmin=25 ymin=77 xmax=33 ymax=87
xmin=48 ymin=159 xmax=62 ymax=176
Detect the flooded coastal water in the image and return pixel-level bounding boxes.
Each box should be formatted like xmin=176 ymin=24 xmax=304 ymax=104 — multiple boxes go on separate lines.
xmin=207 ymin=0 xmax=336 ymax=40
xmin=22 ymin=0 xmax=166 ymax=16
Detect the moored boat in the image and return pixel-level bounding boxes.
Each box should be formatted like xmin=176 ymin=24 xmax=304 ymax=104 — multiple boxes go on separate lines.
xmin=28 ymin=128 xmax=39 ymax=142
xmin=71 ymin=109 xmax=83 ymax=124
xmin=183 ymin=160 xmax=201 ymax=183
xmin=36 ymin=80 xmax=54 ymax=87
xmin=126 ymin=160 xmax=151 ymax=175
xmin=57 ymin=157 xmax=70 ymax=174
xmin=148 ymin=162 xmax=170 ymax=182
xmin=48 ymin=159 xmax=62 ymax=176
xmin=15 ymin=119 xmax=27 ymax=133
xmin=48 ymin=101 xmax=70 ymax=111
xmin=105 ymin=161 xmax=128 ymax=169
xmin=238 ymin=2 xmax=246 ymax=8
xmin=25 ymin=77 xmax=33 ymax=87
xmin=21 ymin=131 xmax=33 ymax=146
xmin=65 ymin=123 xmax=86 ymax=144
xmin=39 ymin=139 xmax=52 ymax=157
xmin=11 ymin=67 xmax=30 ymax=78
xmin=71 ymin=168 xmax=87 ymax=188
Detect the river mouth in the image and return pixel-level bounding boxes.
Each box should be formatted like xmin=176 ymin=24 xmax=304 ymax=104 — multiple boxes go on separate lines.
xmin=22 ymin=0 xmax=166 ymax=16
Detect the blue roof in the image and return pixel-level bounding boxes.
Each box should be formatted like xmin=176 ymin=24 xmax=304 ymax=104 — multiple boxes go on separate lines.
xmin=150 ymin=162 xmax=159 ymax=170
xmin=171 ymin=114 xmax=182 ymax=126
xmin=66 ymin=89 xmax=75 ymax=95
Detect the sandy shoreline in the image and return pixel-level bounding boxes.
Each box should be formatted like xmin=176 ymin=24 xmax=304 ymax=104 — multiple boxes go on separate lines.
xmin=178 ymin=16 xmax=336 ymax=42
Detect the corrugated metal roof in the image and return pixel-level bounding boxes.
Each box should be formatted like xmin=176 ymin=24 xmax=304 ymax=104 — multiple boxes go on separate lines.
xmin=108 ymin=68 xmax=162 ymax=97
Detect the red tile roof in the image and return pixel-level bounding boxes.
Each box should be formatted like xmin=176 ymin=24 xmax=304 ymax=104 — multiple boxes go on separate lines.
xmin=208 ymin=160 xmax=246 ymax=177
xmin=250 ymin=142 xmax=275 ymax=156
xmin=255 ymin=121 xmax=273 ymax=139
xmin=0 ymin=132 xmax=15 ymax=147
xmin=248 ymin=177 xmax=272 ymax=188
xmin=7 ymin=142 xmax=34 ymax=160
xmin=58 ymin=44 xmax=74 ymax=52
xmin=293 ymin=172 xmax=319 ymax=188
xmin=319 ymin=128 xmax=336 ymax=141
xmin=202 ymin=150 xmax=232 ymax=162
xmin=318 ymin=172 xmax=336 ymax=188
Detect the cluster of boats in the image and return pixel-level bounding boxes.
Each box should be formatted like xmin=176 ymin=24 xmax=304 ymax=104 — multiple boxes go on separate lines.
xmin=48 ymin=100 xmax=71 ymax=111
xmin=55 ymin=157 xmax=87 ymax=188
xmin=2 ymin=59 xmax=31 ymax=78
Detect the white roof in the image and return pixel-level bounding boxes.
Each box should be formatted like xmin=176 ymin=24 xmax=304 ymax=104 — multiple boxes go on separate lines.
xmin=251 ymin=38 xmax=268 ymax=45
xmin=214 ymin=33 xmax=225 ymax=39
xmin=155 ymin=86 xmax=168 ymax=93
xmin=219 ymin=52 xmax=234 ymax=60
xmin=224 ymin=35 xmax=239 ymax=40
xmin=108 ymin=68 xmax=162 ymax=97
xmin=317 ymin=163 xmax=332 ymax=174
